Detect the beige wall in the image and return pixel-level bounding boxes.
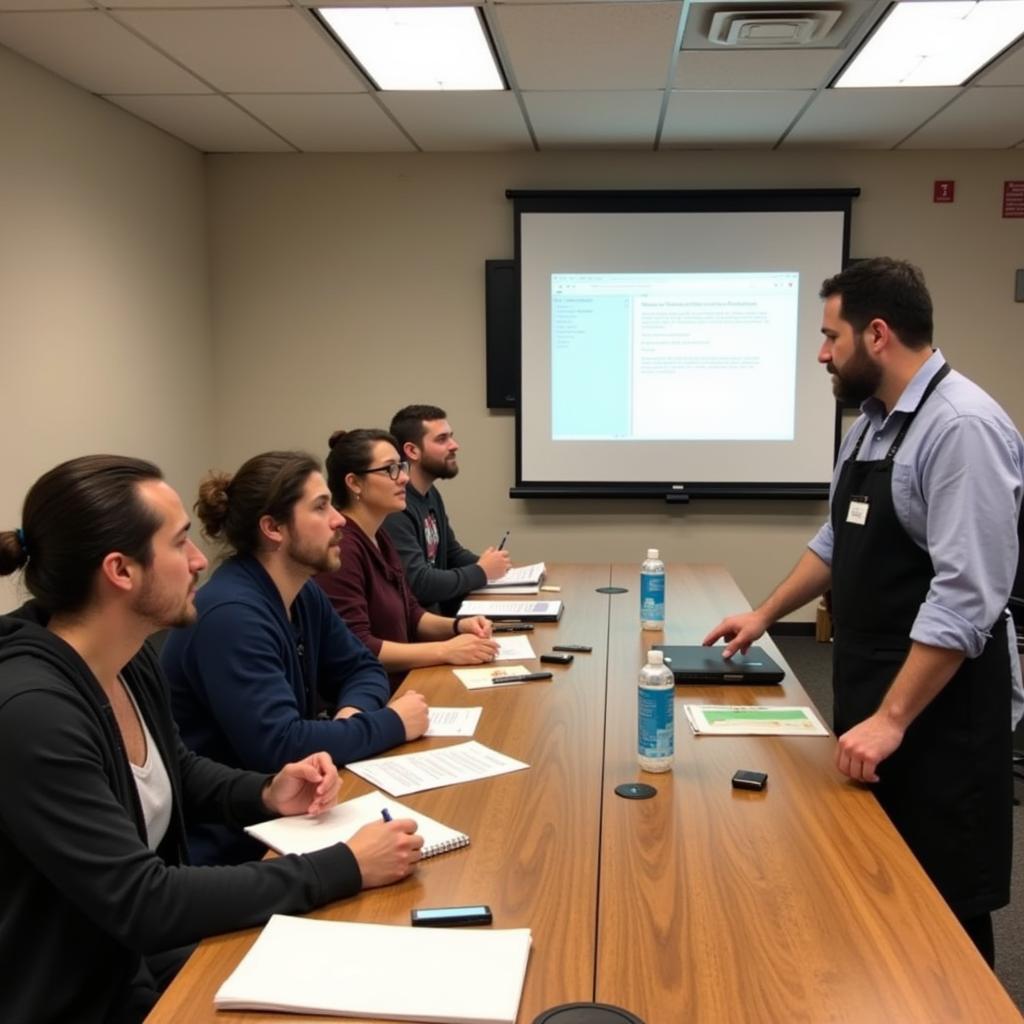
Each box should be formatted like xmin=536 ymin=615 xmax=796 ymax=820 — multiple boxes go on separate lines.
xmin=206 ymin=150 xmax=1024 ymax=621
xmin=3 ymin=41 xmax=1020 ymax=623
xmin=0 ymin=45 xmax=213 ymax=610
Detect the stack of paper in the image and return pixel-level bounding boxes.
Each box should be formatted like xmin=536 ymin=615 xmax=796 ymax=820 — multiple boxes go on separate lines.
xmin=214 ymin=914 xmax=533 ymax=1024
xmin=476 ymin=562 xmax=547 ymax=595
xmin=245 ymin=790 xmax=470 ymax=859
xmin=457 ymin=599 xmax=563 ymax=622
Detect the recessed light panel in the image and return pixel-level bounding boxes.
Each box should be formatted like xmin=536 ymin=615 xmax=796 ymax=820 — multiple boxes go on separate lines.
xmin=318 ymin=7 xmax=504 ymax=91
xmin=835 ymin=1 xmax=1024 ymax=87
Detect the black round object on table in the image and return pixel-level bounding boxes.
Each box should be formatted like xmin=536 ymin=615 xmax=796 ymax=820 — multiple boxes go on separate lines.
xmin=533 ymin=1003 xmax=645 ymax=1024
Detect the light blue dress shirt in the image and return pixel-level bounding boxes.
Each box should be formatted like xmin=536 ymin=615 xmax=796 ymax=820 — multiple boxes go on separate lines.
xmin=808 ymin=349 xmax=1024 ymax=725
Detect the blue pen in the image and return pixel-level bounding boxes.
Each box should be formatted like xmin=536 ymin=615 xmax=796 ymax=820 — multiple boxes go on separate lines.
xmin=381 ymin=808 xmax=392 ymax=823
xmin=497 ymin=531 xmax=509 ymax=551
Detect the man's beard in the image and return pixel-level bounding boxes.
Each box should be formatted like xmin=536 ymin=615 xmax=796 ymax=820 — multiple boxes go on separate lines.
xmin=828 ymin=335 xmax=881 ymax=405
xmin=287 ymin=535 xmax=341 ymax=575
xmin=421 ymin=451 xmax=459 ymax=480
xmin=135 ymin=573 xmax=199 ymax=630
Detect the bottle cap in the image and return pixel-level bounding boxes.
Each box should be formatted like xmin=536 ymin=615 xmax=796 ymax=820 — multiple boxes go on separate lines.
xmin=646 ymin=548 xmax=659 ymax=560
xmin=647 ymin=650 xmax=665 ymax=665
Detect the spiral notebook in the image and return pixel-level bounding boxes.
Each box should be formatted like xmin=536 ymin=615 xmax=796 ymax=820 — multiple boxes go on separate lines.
xmin=244 ymin=790 xmax=470 ymax=859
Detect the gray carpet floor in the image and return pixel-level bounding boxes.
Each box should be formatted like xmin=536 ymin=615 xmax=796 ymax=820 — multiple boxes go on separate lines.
xmin=773 ymin=635 xmax=1023 ymax=1012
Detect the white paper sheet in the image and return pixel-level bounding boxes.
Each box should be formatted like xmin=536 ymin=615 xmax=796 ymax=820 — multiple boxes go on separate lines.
xmin=424 ymin=706 xmax=483 ymax=737
xmin=453 ymin=665 xmax=538 ymax=690
xmin=346 ymin=741 xmax=530 ymax=796
xmin=494 ymin=635 xmax=537 ymax=661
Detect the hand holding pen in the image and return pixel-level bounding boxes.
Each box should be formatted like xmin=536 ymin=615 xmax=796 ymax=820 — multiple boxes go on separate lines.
xmin=478 ymin=541 xmax=511 ymax=579
xmin=346 ymin=810 xmax=423 ymax=888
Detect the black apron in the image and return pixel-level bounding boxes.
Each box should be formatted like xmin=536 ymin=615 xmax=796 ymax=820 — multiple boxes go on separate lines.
xmin=830 ymin=363 xmax=1012 ymax=919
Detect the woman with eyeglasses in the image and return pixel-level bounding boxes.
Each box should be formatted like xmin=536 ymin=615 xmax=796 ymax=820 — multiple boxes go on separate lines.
xmin=316 ymin=429 xmax=498 ymax=692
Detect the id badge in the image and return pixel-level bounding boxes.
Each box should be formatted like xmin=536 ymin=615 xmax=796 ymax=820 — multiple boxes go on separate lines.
xmin=846 ymin=495 xmax=870 ymax=526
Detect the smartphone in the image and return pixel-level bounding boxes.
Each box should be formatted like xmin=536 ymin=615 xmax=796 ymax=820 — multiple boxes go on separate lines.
xmin=552 ymin=644 xmax=592 ymax=653
xmin=731 ymin=769 xmax=768 ymax=791
xmin=410 ymin=905 xmax=493 ymax=927
xmin=540 ymin=652 xmax=574 ymax=665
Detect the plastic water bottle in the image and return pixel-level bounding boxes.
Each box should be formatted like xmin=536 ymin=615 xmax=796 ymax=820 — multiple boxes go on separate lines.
xmin=640 ymin=548 xmax=666 ymax=630
xmin=638 ymin=649 xmax=675 ymax=773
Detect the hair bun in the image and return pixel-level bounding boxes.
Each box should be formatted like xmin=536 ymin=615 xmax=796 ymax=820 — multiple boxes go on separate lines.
xmin=195 ymin=471 xmax=233 ymax=538
xmin=327 ymin=430 xmax=348 ymax=449
xmin=0 ymin=530 xmax=29 ymax=576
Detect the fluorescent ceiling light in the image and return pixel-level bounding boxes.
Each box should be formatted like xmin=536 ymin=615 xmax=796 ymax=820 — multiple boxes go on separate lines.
xmin=318 ymin=7 xmax=504 ymax=91
xmin=835 ymin=0 xmax=1024 ymax=87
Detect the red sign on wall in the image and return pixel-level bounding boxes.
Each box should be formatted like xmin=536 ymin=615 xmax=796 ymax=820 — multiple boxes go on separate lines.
xmin=1003 ymin=181 xmax=1024 ymax=218
xmin=933 ymin=180 xmax=955 ymax=203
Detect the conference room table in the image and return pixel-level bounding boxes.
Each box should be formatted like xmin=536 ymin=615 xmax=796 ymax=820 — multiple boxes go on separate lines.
xmin=146 ymin=564 xmax=1022 ymax=1024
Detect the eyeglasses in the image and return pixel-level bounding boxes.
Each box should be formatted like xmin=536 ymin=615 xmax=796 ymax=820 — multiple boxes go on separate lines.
xmin=359 ymin=461 xmax=409 ymax=482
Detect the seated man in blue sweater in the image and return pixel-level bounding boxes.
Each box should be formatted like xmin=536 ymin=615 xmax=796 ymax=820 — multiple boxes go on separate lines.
xmin=162 ymin=450 xmax=428 ymax=865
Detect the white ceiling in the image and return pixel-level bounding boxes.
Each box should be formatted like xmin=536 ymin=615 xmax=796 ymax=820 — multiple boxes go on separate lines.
xmin=2 ymin=0 xmax=1023 ymax=152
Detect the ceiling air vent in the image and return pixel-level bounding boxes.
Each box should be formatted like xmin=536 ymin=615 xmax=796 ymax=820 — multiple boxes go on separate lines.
xmin=707 ymin=8 xmax=842 ymax=45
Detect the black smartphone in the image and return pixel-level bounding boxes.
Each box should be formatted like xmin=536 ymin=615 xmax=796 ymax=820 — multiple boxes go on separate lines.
xmin=552 ymin=644 xmax=592 ymax=653
xmin=410 ymin=905 xmax=493 ymax=927
xmin=731 ymin=769 xmax=768 ymax=791
xmin=540 ymin=652 xmax=574 ymax=665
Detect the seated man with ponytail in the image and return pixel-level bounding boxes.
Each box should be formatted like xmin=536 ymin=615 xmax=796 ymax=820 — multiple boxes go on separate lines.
xmin=0 ymin=456 xmax=424 ymax=1024
xmin=161 ymin=451 xmax=428 ymax=866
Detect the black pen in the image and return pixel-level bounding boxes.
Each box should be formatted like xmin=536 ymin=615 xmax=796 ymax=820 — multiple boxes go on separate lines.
xmin=491 ymin=671 xmax=553 ymax=684
xmin=497 ymin=530 xmax=509 ymax=551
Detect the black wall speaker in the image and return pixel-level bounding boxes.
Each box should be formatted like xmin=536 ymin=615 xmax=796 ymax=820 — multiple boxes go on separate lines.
xmin=485 ymin=259 xmax=518 ymax=409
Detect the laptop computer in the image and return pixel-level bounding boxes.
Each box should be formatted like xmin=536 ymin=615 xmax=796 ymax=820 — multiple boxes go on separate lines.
xmin=652 ymin=645 xmax=785 ymax=685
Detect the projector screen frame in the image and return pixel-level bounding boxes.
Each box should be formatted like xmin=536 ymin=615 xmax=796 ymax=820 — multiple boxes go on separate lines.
xmin=507 ymin=188 xmax=859 ymax=501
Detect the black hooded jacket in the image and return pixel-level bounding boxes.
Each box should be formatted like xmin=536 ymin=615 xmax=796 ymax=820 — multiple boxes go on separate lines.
xmin=0 ymin=603 xmax=361 ymax=1024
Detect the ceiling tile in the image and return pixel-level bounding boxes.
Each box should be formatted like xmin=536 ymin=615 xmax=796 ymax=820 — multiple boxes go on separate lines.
xmin=380 ymin=91 xmax=532 ymax=150
xmin=0 ymin=10 xmax=206 ymax=92
xmin=975 ymin=39 xmax=1024 ymax=87
xmin=524 ymin=90 xmax=661 ymax=147
xmin=782 ymin=87 xmax=959 ymax=148
xmin=104 ymin=0 xmax=285 ymax=7
xmin=105 ymin=93 xmax=293 ymax=151
xmin=662 ymin=90 xmax=810 ymax=147
xmin=674 ymin=48 xmax=842 ymax=90
xmin=900 ymin=87 xmax=1024 ymax=149
xmin=0 ymin=0 xmax=90 ymax=8
xmin=116 ymin=7 xmax=366 ymax=92
xmin=495 ymin=3 xmax=681 ymax=90
xmin=231 ymin=93 xmax=416 ymax=151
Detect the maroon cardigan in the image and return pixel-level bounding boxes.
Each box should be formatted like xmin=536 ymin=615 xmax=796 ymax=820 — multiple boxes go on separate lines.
xmin=316 ymin=519 xmax=427 ymax=693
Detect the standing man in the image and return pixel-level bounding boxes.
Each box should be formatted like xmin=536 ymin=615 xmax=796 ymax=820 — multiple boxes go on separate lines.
xmin=384 ymin=405 xmax=510 ymax=613
xmin=162 ymin=450 xmax=428 ymax=865
xmin=704 ymin=258 xmax=1023 ymax=965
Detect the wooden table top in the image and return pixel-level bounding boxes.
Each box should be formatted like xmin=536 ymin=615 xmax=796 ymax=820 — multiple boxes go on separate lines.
xmin=597 ymin=563 xmax=1021 ymax=1023
xmin=146 ymin=563 xmax=613 ymax=1024
xmin=146 ymin=563 xmax=1021 ymax=1024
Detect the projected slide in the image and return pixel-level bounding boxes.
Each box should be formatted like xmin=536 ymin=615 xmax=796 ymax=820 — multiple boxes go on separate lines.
xmin=551 ymin=272 xmax=799 ymax=441
xmin=514 ymin=196 xmax=852 ymax=495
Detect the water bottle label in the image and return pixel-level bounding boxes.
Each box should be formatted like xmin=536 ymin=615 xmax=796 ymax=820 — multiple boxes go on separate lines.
xmin=640 ymin=572 xmax=665 ymax=621
xmin=638 ymin=687 xmax=674 ymax=758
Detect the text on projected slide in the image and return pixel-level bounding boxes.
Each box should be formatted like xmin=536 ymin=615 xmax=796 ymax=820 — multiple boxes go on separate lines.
xmin=551 ymin=272 xmax=799 ymax=442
